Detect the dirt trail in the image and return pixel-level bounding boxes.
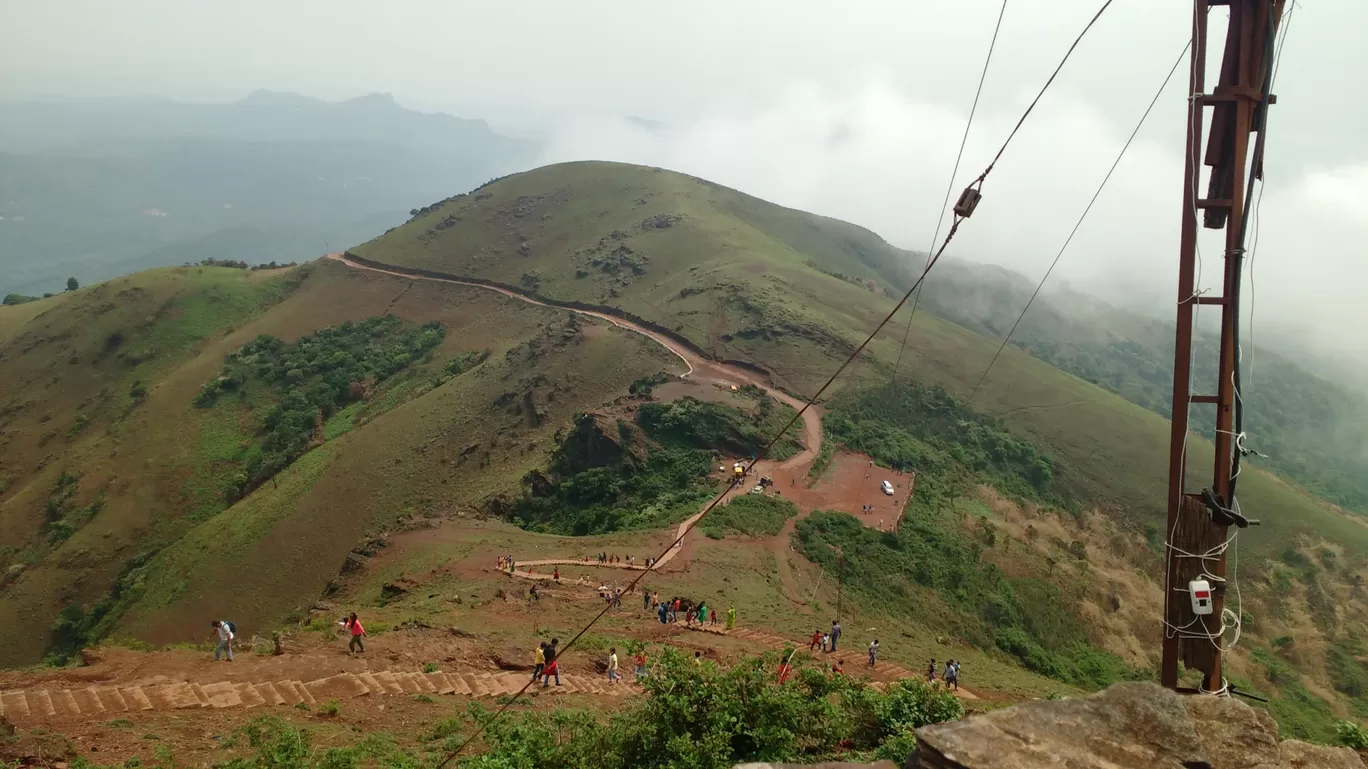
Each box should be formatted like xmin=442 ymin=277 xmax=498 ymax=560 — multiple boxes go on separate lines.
xmin=325 ymin=253 xmax=825 ymax=582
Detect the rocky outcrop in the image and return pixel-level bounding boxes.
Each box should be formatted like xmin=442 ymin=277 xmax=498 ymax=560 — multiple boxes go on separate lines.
xmin=909 ymin=682 xmax=1364 ymax=769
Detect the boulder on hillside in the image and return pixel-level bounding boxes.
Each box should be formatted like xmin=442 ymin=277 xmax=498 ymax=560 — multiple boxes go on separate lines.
xmin=1281 ymin=739 xmax=1366 ymax=769
xmin=910 ymin=682 xmax=1364 ymax=769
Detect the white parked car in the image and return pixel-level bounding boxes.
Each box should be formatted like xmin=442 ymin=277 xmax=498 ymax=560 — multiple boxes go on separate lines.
xmin=881 ymin=480 xmax=895 ymax=496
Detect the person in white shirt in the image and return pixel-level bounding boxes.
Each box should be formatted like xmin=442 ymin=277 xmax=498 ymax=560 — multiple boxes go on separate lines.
xmin=608 ymin=648 xmax=620 ymax=684
xmin=210 ymin=620 xmax=235 ymax=662
xmin=868 ymin=639 xmax=880 ymax=667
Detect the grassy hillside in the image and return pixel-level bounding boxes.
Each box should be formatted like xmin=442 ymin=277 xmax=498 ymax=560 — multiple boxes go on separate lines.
xmin=351 ymin=160 xmax=1368 ymax=732
xmin=350 ymin=161 xmax=1361 ymax=557
xmin=0 ymin=258 xmax=681 ymax=663
xmin=5 ymin=159 xmax=1365 ymax=738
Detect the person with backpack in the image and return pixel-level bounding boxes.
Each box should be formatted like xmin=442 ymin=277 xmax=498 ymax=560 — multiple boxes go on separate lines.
xmin=342 ymin=613 xmax=366 ymax=654
xmin=209 ymin=620 xmax=236 ymax=662
xmin=541 ymin=638 xmax=561 ymax=687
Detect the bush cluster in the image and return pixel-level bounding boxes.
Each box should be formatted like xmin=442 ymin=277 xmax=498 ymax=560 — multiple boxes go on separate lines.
xmin=638 ymin=395 xmax=802 ymax=461
xmin=195 ymin=315 xmax=445 ymax=497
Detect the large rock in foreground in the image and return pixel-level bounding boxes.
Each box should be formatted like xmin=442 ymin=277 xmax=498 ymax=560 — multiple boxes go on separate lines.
xmin=911 ymin=682 xmax=1363 ymax=769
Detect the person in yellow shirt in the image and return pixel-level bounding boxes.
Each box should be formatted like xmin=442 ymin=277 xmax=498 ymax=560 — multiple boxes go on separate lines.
xmin=726 ymin=606 xmax=736 ymax=630
xmin=532 ymin=642 xmax=546 ymax=682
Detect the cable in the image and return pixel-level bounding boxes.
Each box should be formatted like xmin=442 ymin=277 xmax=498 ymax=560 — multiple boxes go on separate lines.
xmin=435 ymin=4 xmax=1120 ymax=761
xmin=982 ymin=0 xmax=1115 ymax=177
xmin=1244 ymin=0 xmax=1295 ymax=395
xmin=1227 ymin=0 xmax=1280 ymax=503
xmin=891 ymin=0 xmax=1007 ymax=382
xmin=966 ymin=40 xmax=1190 ymax=404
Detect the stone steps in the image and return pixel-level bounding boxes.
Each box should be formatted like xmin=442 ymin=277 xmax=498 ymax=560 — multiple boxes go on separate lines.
xmin=0 ymin=668 xmax=640 ymax=725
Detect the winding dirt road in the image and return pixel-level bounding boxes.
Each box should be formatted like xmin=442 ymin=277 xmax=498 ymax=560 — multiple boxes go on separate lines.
xmin=324 ymin=253 xmax=824 ymax=575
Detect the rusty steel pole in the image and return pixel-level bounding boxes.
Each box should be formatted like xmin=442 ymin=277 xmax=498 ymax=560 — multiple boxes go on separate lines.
xmin=1162 ymin=0 xmax=1282 ymax=693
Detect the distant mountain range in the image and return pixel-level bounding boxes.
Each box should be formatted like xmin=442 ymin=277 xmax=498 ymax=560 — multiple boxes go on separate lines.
xmin=0 ymin=90 xmax=529 ymax=155
xmin=0 ymin=92 xmax=539 ymax=296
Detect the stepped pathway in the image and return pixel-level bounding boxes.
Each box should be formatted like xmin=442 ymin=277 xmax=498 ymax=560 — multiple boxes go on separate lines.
xmin=0 ymin=668 xmax=637 ymax=726
xmin=678 ymin=623 xmax=978 ymax=701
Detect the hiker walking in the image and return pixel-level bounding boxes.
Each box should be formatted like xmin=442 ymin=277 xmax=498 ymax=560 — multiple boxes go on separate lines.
xmin=926 ymin=658 xmax=937 ymax=685
xmin=608 ymin=648 xmax=621 ymax=684
xmin=342 ymin=613 xmax=366 ymax=654
xmin=542 ymin=639 xmax=561 ymax=687
xmin=946 ymin=660 xmax=960 ymax=691
xmin=634 ymin=649 xmax=648 ymax=680
xmin=532 ymin=642 xmax=546 ymax=681
xmin=554 ymin=566 xmax=560 ymax=583
xmin=810 ymin=629 xmax=822 ymax=652
xmin=868 ymin=639 xmax=879 ymax=667
xmin=709 ymin=607 xmax=718 ymax=626
xmin=209 ymin=620 xmax=235 ymax=662
xmin=642 ymin=590 xmax=652 ymax=611
xmin=830 ymin=620 xmax=842 ymax=652
xmin=726 ymin=606 xmax=736 ymax=630
xmin=820 ymin=632 xmax=830 ymax=652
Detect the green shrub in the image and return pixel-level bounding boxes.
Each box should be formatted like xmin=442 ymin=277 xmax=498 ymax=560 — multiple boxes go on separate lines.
xmin=1337 ymin=720 xmax=1368 ymax=750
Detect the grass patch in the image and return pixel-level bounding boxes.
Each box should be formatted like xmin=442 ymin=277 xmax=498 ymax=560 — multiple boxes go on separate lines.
xmin=700 ymin=495 xmax=798 ymax=539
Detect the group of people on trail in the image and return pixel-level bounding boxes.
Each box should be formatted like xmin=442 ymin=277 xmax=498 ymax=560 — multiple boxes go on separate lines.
xmin=927 ymin=658 xmax=961 ymax=690
xmin=533 ymin=638 xmax=561 ymax=687
xmin=652 ymin=595 xmax=733 ymax=629
xmin=600 ymin=586 xmax=624 ymax=608
xmin=496 ymin=555 xmax=516 ymax=573
xmin=808 ymin=620 xmax=843 ymax=653
xmin=591 ymin=552 xmax=635 ymax=566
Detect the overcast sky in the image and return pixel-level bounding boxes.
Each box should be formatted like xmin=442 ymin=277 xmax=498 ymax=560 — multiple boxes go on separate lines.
xmin=3 ymin=0 xmax=1365 ymax=377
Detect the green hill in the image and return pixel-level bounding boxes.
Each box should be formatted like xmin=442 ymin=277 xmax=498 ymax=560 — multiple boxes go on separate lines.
xmin=0 ymin=259 xmax=681 ymax=664
xmin=351 ymin=160 xmax=1368 ymax=733
xmin=2 ymin=160 xmax=1365 ymax=738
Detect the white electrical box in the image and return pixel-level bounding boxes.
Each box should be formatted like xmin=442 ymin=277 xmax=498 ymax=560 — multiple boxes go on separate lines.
xmin=1190 ymin=579 xmax=1214 ymax=616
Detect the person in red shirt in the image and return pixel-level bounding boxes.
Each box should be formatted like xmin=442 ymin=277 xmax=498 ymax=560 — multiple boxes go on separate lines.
xmin=343 ymin=613 xmax=366 ymax=654
xmin=832 ymin=660 xmax=845 ymax=675
xmin=809 ymin=630 xmax=823 ymax=651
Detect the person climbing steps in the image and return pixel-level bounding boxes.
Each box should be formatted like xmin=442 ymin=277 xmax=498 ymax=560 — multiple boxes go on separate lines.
xmin=342 ymin=613 xmax=366 ymax=654
xmin=209 ymin=620 xmax=235 ymax=662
